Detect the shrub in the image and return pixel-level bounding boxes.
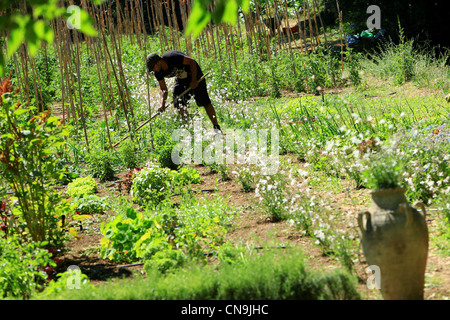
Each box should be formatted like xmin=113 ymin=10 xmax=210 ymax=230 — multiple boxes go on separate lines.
xmin=154 ymin=131 xmax=179 ymax=170
xmin=0 ymin=234 xmax=55 ymax=299
xmin=86 ymin=149 xmax=115 ymax=181
xmin=0 ymin=87 xmax=69 ymax=244
xmin=255 ymin=171 xmax=289 ymax=222
xmin=119 ymin=139 xmax=138 ymax=170
xmin=130 ymin=166 xmax=178 ymax=206
xmin=73 ymin=195 xmax=111 ymax=214
xmin=66 ymin=176 xmax=97 ymax=199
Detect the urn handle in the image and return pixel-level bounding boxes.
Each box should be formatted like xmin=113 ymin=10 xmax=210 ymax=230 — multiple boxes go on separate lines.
xmin=403 ymin=202 xmax=427 ymax=227
xmin=413 ymin=201 xmax=427 ymax=219
xmin=357 ymin=211 xmax=371 ymax=232
xmin=399 ymin=203 xmax=414 ymax=227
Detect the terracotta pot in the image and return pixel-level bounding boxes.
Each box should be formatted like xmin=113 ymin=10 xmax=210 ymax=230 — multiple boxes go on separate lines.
xmin=358 ymin=188 xmax=429 ymax=300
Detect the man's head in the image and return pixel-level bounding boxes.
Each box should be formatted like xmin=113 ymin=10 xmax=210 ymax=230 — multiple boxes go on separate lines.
xmin=146 ymin=53 xmax=161 ymax=73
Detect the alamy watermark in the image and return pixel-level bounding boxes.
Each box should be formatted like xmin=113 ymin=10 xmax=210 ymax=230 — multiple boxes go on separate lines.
xmin=66 ymin=265 xmax=82 ymax=290
xmin=366 ymin=265 xmax=381 ymax=290
xmin=67 ymin=5 xmax=81 ymax=30
xmin=171 ymin=120 xmax=280 ymax=175
xmin=366 ymin=5 xmax=381 ymax=29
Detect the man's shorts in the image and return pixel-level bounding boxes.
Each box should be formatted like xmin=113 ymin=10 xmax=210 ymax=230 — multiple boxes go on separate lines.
xmin=173 ymin=73 xmax=212 ymax=107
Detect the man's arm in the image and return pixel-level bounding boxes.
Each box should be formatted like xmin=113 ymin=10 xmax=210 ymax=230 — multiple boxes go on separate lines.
xmin=158 ymin=79 xmax=168 ymax=113
xmin=183 ymin=56 xmax=198 ymax=89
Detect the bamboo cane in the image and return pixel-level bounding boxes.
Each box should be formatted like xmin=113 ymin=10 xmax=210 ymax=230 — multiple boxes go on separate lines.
xmin=310 ymin=0 xmax=321 ymax=47
xmin=180 ymin=0 xmax=192 ymax=55
xmin=59 ymin=21 xmax=77 ymax=125
xmin=74 ymin=27 xmax=91 ymax=152
xmin=305 ymin=0 xmax=315 ymax=52
xmin=92 ymin=36 xmax=113 ymax=150
xmin=52 ymin=19 xmax=67 ymax=124
xmin=336 ymin=1 xmax=344 ymax=72
xmin=313 ymin=0 xmax=329 ymax=50
xmin=101 ymin=21 xmax=133 ymax=136
xmin=293 ymin=2 xmax=305 ymax=54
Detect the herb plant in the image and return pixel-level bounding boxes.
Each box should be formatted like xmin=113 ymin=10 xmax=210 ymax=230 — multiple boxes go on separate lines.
xmin=66 ymin=176 xmax=98 ymax=199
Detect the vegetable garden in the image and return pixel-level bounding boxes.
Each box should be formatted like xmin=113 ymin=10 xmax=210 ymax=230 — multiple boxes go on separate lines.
xmin=0 ymin=0 xmax=449 ymax=302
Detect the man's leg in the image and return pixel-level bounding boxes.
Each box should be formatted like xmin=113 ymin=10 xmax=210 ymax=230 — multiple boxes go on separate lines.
xmin=192 ymin=79 xmax=221 ymax=130
xmin=203 ymin=103 xmax=219 ymax=127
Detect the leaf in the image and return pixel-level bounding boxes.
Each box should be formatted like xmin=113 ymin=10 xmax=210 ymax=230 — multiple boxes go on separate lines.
xmin=73 ymin=214 xmax=92 ymax=221
xmin=104 ymin=229 xmax=114 ymax=239
xmin=78 ymin=9 xmax=98 ymax=37
xmin=185 ymin=0 xmax=249 ymax=38
xmin=126 ymin=207 xmax=137 ymax=220
xmin=6 ymin=15 xmax=29 ymax=59
xmin=13 ymin=108 xmax=29 ymax=117
xmin=33 ymin=19 xmax=54 ymax=44
xmin=185 ymin=0 xmax=211 ymax=39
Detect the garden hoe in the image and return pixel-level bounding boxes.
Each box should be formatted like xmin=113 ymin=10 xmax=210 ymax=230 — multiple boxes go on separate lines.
xmin=111 ymin=72 xmax=210 ymax=149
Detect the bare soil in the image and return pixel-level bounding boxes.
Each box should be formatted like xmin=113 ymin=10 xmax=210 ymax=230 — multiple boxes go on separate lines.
xmin=57 ymin=155 xmax=450 ymax=300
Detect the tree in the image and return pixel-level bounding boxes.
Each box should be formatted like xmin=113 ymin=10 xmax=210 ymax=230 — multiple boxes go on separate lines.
xmin=0 ymin=0 xmax=100 ymax=77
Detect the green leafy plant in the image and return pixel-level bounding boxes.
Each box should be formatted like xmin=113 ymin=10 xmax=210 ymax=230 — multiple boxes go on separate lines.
xmin=362 ymin=154 xmax=405 ymax=191
xmin=173 ymin=167 xmax=202 ymax=185
xmin=255 ymin=171 xmax=289 ymax=222
xmin=73 ymin=195 xmax=111 ymax=214
xmin=0 ymin=234 xmax=55 ymax=299
xmin=143 ymin=248 xmax=187 ymax=274
xmin=130 ymin=165 xmax=178 ymax=206
xmin=86 ymin=148 xmax=116 ymax=181
xmin=56 ymin=162 xmax=80 ymax=185
xmin=154 ymin=132 xmax=179 ymax=170
xmin=100 ymin=195 xmax=238 ymax=267
xmin=0 ymin=87 xmax=69 ymax=244
xmin=232 ymin=164 xmax=259 ymax=192
xmin=119 ymin=139 xmax=138 ymax=170
xmin=37 ymin=267 xmax=93 ymax=298
xmin=100 ymin=207 xmax=158 ymax=262
xmin=66 ymin=176 xmax=97 ymax=199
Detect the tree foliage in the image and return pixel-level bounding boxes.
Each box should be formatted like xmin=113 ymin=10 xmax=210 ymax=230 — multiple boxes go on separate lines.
xmin=185 ymin=0 xmax=250 ymax=38
xmin=0 ymin=0 xmax=101 ymax=77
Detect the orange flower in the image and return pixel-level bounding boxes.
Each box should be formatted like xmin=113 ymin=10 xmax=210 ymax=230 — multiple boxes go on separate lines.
xmin=0 ymin=74 xmax=20 ymax=105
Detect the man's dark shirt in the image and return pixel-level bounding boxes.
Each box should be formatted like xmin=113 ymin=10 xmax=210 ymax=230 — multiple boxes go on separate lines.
xmin=154 ymin=50 xmax=202 ymax=82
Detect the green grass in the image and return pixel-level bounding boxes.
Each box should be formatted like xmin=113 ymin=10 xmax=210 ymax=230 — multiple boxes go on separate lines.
xmin=35 ymin=247 xmax=360 ymax=300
